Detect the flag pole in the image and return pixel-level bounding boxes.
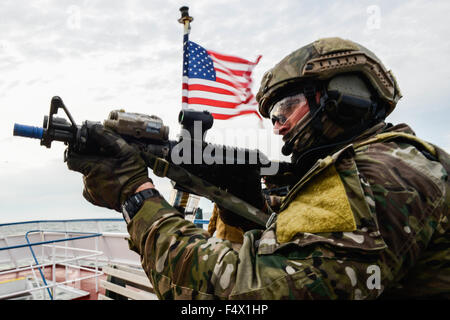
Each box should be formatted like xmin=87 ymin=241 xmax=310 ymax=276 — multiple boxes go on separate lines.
xmin=179 ymin=6 xmax=193 ymax=109
xmin=178 ymin=6 xmax=193 ymax=37
xmin=173 ymin=7 xmax=194 ymax=215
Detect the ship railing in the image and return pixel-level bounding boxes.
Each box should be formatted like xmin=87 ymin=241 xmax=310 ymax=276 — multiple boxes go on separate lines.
xmin=99 ymin=263 xmax=158 ymax=300
xmin=0 ymin=218 xmax=143 ymax=270
xmin=0 ymin=230 xmax=103 ymax=300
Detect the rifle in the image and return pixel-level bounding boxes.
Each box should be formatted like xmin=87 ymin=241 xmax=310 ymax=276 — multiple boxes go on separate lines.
xmin=13 ymin=96 xmax=274 ymax=228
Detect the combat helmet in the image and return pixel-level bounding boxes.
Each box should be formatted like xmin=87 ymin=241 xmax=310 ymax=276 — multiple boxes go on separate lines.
xmin=256 ymin=37 xmax=402 ymax=156
xmin=257 ymin=37 xmax=401 ymax=118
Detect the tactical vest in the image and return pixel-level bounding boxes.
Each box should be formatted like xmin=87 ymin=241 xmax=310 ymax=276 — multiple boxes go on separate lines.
xmin=257 ymin=131 xmax=449 ymax=254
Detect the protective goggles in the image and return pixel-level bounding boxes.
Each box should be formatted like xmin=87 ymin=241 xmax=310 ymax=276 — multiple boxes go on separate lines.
xmin=269 ymin=93 xmax=307 ymax=126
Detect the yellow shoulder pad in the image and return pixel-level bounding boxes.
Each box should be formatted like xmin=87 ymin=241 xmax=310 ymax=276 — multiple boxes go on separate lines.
xmin=276 ymin=165 xmax=356 ymax=243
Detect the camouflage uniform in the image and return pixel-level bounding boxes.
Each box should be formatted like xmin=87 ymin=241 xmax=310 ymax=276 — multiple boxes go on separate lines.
xmin=127 ymin=122 xmax=450 ymax=299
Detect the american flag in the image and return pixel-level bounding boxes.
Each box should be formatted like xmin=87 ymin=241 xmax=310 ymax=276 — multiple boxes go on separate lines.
xmin=182 ymin=41 xmax=262 ymax=120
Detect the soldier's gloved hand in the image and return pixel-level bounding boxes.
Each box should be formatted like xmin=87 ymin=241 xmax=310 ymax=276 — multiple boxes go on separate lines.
xmin=66 ymin=123 xmax=152 ymax=212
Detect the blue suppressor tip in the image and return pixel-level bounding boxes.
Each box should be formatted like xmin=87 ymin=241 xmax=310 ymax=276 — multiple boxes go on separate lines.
xmin=13 ymin=123 xmax=44 ymax=139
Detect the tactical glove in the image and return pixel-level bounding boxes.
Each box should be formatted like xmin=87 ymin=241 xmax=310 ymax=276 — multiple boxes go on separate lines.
xmin=66 ymin=123 xmax=152 ymax=212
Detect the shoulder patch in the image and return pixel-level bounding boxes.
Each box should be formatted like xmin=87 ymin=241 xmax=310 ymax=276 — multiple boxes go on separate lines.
xmin=276 ymin=165 xmax=357 ymax=243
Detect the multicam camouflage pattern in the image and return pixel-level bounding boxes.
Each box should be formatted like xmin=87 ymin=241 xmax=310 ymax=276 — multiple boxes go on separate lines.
xmin=256 ymin=37 xmax=402 ymax=118
xmin=127 ymin=123 xmax=450 ymax=299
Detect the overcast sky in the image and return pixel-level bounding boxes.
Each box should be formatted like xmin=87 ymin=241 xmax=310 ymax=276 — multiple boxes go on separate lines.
xmin=1 ymin=0 xmax=449 ymax=223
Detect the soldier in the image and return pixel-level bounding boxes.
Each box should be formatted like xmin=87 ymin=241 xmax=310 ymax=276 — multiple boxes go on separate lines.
xmin=67 ymin=37 xmax=450 ymax=299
